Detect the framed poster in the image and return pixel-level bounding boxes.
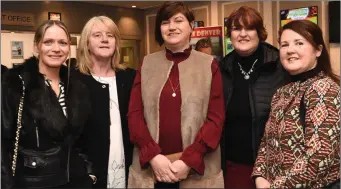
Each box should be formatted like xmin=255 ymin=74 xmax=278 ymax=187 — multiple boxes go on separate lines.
xmin=224 ymin=17 xmax=234 ymax=55
xmin=190 ymin=26 xmax=224 ymax=62
xmin=12 ymin=63 xmax=22 ymax=68
xmin=280 ymin=6 xmax=318 ymax=27
xmin=11 ymin=41 xmax=24 ymax=59
xmin=48 ymin=12 xmax=61 ymax=21
xmin=194 ymin=21 xmax=205 ymax=27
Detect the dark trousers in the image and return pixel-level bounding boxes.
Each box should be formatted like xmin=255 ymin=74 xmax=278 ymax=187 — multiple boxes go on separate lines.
xmin=53 ymin=175 xmax=93 ymax=188
xmin=224 ymin=160 xmax=255 ymax=189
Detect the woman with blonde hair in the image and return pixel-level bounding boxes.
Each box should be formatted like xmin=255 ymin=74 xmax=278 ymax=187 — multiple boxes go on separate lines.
xmin=76 ymin=16 xmax=136 ymax=188
xmin=1 ymin=20 xmax=92 ymax=188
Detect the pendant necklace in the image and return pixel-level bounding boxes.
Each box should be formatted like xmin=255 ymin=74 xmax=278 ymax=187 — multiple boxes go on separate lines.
xmin=168 ymin=77 xmax=180 ymax=97
xmin=237 ymin=59 xmax=258 ymax=80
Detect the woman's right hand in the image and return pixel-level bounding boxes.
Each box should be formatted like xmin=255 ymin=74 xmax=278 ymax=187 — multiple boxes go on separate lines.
xmin=255 ymin=177 xmax=271 ymax=189
xmin=150 ymin=154 xmax=179 ymax=183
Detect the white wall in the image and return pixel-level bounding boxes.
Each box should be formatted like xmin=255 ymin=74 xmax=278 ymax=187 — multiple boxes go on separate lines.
xmin=1 ymin=32 xmax=35 ymax=68
xmin=1 ymin=32 xmax=79 ymax=68
xmin=330 ymin=43 xmax=340 ymax=75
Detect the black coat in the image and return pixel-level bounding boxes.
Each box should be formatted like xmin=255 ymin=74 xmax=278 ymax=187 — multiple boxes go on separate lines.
xmin=1 ymin=57 xmax=92 ymax=188
xmin=2 ymin=64 xmax=8 ymax=74
xmin=76 ymin=68 xmax=136 ymax=188
xmin=219 ymin=42 xmax=290 ymax=171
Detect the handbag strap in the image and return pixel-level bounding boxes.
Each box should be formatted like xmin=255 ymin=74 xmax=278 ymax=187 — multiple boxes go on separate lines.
xmin=11 ymin=74 xmax=25 ymax=176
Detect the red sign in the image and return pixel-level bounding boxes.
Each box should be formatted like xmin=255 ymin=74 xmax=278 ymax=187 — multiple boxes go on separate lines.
xmin=192 ymin=26 xmax=222 ymax=38
xmin=190 ymin=26 xmax=224 ymax=62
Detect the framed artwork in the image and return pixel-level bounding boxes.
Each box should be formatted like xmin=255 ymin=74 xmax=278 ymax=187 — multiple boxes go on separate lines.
xmin=190 ymin=26 xmax=224 ymax=62
xmin=224 ymin=17 xmax=234 ymax=55
xmin=11 ymin=41 xmax=24 ymax=59
xmin=280 ymin=6 xmax=318 ymax=27
xmin=48 ymin=12 xmax=61 ymax=21
xmin=194 ymin=21 xmax=205 ymax=27
xmin=12 ymin=63 xmax=22 ymax=68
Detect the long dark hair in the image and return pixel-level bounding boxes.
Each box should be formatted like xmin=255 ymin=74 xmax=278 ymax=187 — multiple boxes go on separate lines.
xmin=278 ymin=20 xmax=339 ymax=83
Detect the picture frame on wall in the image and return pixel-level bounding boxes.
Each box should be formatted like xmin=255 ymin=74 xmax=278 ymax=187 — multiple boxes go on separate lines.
xmin=12 ymin=63 xmax=22 ymax=68
xmin=194 ymin=21 xmax=205 ymax=27
xmin=48 ymin=12 xmax=61 ymax=21
xmin=280 ymin=6 xmax=318 ymax=27
xmin=11 ymin=41 xmax=24 ymax=59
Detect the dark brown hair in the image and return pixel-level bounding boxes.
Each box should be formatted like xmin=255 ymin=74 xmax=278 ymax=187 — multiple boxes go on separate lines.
xmin=225 ymin=6 xmax=267 ymax=41
xmin=155 ymin=1 xmax=195 ymax=46
xmin=195 ymin=38 xmax=212 ymax=51
xmin=278 ymin=20 xmax=339 ymax=83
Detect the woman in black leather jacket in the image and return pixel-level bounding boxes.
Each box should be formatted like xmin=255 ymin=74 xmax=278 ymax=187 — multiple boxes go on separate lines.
xmin=1 ymin=20 xmax=92 ymax=188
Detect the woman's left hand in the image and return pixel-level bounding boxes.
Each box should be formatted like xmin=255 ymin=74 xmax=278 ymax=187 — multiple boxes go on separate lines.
xmin=170 ymin=160 xmax=190 ymax=180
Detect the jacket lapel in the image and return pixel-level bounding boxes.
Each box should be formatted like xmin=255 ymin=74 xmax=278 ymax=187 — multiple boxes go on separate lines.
xmin=115 ymin=71 xmax=124 ymax=114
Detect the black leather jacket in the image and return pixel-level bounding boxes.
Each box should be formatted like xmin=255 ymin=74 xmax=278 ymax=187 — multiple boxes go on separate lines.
xmin=1 ymin=57 xmax=92 ymax=188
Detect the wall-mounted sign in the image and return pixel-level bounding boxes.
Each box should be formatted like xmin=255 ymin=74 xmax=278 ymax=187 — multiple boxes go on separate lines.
xmin=48 ymin=12 xmax=61 ymax=21
xmin=1 ymin=11 xmax=35 ymax=26
xmin=11 ymin=41 xmax=24 ymax=59
xmin=190 ymin=26 xmax=224 ymax=62
xmin=224 ymin=17 xmax=234 ymax=55
xmin=280 ymin=6 xmax=318 ymax=27
xmin=194 ymin=21 xmax=204 ymax=27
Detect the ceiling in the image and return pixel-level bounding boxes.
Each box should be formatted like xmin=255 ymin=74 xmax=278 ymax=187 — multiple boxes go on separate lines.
xmin=83 ymin=1 xmax=164 ymax=9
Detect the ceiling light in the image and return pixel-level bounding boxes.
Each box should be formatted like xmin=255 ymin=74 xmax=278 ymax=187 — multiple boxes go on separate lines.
xmin=132 ymin=5 xmax=136 ymax=8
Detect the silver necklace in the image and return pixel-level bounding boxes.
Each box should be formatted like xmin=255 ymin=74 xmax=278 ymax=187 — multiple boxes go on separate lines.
xmin=237 ymin=59 xmax=258 ymax=80
xmin=168 ymin=78 xmax=180 ymax=97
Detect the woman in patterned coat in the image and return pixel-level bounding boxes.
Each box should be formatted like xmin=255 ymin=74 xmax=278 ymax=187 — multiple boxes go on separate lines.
xmin=252 ymin=20 xmax=340 ymax=188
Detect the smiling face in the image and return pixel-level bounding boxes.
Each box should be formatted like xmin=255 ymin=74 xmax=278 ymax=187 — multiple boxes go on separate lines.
xmin=35 ymin=25 xmax=70 ymax=68
xmin=160 ymin=13 xmax=193 ymax=51
xmin=88 ymin=21 xmax=116 ymax=60
xmin=279 ymin=29 xmax=322 ymax=75
xmin=230 ymin=21 xmax=259 ymax=57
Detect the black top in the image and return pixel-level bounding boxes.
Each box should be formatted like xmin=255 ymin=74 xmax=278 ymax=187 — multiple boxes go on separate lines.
xmin=225 ymin=45 xmax=263 ymax=164
xmin=1 ymin=64 xmax=8 ymax=74
xmin=1 ymin=57 xmax=92 ymax=188
xmin=291 ymin=67 xmax=320 ymax=82
xmin=220 ymin=42 xmax=290 ymax=172
xmin=76 ymin=68 xmax=136 ymax=188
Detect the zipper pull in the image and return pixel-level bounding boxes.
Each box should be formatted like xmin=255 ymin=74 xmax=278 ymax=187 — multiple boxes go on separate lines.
xmin=35 ymin=127 xmax=40 ymax=148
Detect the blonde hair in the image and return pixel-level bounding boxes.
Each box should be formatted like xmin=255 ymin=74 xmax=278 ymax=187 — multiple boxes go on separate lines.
xmin=35 ymin=20 xmax=71 ymax=46
xmin=77 ymin=16 xmax=125 ymax=74
xmin=34 ymin=20 xmax=71 ymax=58
xmin=34 ymin=20 xmax=72 ymax=92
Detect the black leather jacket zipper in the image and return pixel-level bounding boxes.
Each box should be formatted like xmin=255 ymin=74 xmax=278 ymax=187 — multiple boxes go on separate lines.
xmin=67 ymin=146 xmax=70 ymax=182
xmin=35 ymin=127 xmax=40 ymax=147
